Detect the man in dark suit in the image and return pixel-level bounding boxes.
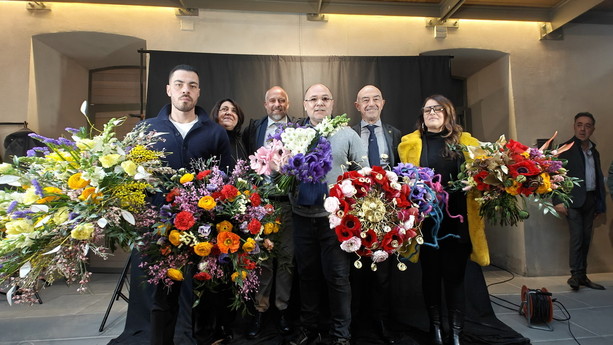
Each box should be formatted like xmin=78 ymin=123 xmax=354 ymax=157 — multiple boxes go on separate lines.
xmin=350 ymin=85 xmax=401 ymax=344
xmin=554 ymin=112 xmax=606 ymax=291
xmin=243 ymin=86 xmax=296 ymax=338
xmin=352 ymin=85 xmax=401 ymax=169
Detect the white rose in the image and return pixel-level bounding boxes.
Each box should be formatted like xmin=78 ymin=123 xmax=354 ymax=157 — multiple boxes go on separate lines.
xmin=324 ymin=197 xmax=340 ymax=213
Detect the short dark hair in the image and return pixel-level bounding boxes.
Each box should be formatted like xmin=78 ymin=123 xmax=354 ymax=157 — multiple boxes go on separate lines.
xmin=210 ymin=98 xmax=245 ymax=133
xmin=574 ymin=112 xmax=595 ymax=126
xmin=168 ymin=64 xmax=200 ymax=81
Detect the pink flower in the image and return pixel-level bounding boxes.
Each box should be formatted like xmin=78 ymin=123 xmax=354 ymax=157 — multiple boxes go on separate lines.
xmin=340 ymin=236 xmax=361 ymax=253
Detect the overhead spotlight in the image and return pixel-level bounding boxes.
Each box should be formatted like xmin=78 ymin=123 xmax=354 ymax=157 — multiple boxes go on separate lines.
xmin=26 ymin=2 xmax=50 ymax=12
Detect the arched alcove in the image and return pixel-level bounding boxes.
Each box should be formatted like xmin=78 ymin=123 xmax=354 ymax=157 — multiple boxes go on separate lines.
xmin=29 ymin=32 xmax=145 ymax=138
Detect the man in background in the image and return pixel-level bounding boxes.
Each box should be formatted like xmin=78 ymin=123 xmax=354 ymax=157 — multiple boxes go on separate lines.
xmin=554 ymin=112 xmax=606 ymax=291
xmin=243 ymin=86 xmax=296 ymax=338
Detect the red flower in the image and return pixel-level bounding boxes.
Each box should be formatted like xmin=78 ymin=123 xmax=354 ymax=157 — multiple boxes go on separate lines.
xmin=220 ymin=184 xmax=239 ymax=201
xmin=381 ymin=229 xmax=402 ymax=253
xmin=508 ymin=160 xmax=541 ymax=178
xmin=196 ymin=170 xmax=211 ymax=180
xmin=174 ymin=211 xmax=195 ymax=230
xmin=264 ymin=204 xmax=275 ymax=214
xmin=329 ymin=184 xmax=343 ymax=199
xmin=247 ymin=219 xmax=262 ymax=235
xmin=341 ymin=214 xmax=361 ymax=233
xmin=335 ymin=225 xmax=355 ymax=242
xmin=193 ymin=272 xmax=212 ymax=281
xmin=473 ymin=171 xmax=491 ymax=191
xmin=361 ymin=229 xmax=378 ymax=249
xmin=165 ymin=188 xmax=180 ymax=202
xmin=398 ymin=207 xmax=419 ymax=222
xmin=371 ymin=166 xmax=389 ymax=186
xmin=241 ymin=257 xmax=257 ymax=270
xmin=250 ymin=193 xmax=261 ymax=207
xmin=505 ymin=140 xmax=529 ymax=154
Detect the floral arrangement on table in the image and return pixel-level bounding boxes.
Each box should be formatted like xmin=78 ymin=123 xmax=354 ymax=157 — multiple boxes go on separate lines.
xmin=0 ymin=118 xmax=170 ymax=304
xmin=450 ymin=133 xmax=578 ymax=226
xmin=138 ymin=159 xmax=279 ymax=311
xmin=249 ymin=114 xmax=350 ymax=193
xmin=324 ymin=163 xmax=449 ymax=271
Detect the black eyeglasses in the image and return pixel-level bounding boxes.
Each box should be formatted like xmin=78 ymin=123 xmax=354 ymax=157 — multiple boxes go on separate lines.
xmin=422 ymin=105 xmax=444 ymax=114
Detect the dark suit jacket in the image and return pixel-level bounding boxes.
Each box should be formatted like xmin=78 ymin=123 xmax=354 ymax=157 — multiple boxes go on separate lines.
xmin=243 ymin=115 xmax=298 ymax=155
xmin=554 ymin=136 xmax=606 ymax=213
xmin=352 ymin=121 xmax=402 ymax=168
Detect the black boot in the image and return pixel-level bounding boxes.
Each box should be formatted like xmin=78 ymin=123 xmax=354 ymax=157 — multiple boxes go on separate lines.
xmin=246 ymin=311 xmax=263 ymax=339
xmin=427 ymin=306 xmax=443 ymax=345
xmin=448 ymin=309 xmax=463 ymax=345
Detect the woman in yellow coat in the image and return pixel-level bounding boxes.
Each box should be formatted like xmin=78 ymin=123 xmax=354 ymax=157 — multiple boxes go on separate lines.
xmin=398 ymin=94 xmax=488 ymax=345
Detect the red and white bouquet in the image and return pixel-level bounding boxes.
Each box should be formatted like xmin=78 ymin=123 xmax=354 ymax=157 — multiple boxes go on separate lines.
xmin=324 ymin=164 xmax=448 ymax=270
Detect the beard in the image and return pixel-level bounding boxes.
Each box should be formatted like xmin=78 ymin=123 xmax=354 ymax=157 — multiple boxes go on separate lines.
xmin=268 ymin=111 xmax=286 ymax=122
xmin=173 ymin=99 xmax=195 ymax=112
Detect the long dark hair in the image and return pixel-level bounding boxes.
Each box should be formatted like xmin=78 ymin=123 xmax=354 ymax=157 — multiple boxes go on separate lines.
xmin=210 ymin=98 xmax=245 ymax=134
xmin=415 ymin=94 xmax=463 ymax=159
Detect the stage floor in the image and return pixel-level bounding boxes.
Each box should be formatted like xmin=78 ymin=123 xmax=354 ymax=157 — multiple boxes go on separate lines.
xmin=1 ymin=267 xmax=612 ymax=345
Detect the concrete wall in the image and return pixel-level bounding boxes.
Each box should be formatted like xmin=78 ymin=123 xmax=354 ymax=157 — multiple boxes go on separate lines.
xmin=0 ymin=2 xmax=611 ymax=276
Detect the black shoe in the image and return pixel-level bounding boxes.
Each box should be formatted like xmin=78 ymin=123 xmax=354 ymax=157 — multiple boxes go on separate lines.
xmin=375 ymin=320 xmax=396 ymax=344
xmin=567 ymin=276 xmax=580 ymax=291
xmin=278 ymin=309 xmax=292 ymax=335
xmin=289 ymin=327 xmax=321 ymax=345
xmin=331 ymin=338 xmax=351 ymax=345
xmin=214 ymin=325 xmax=233 ymax=344
xmin=247 ymin=312 xmax=263 ymax=339
xmin=580 ymin=276 xmax=605 ymax=290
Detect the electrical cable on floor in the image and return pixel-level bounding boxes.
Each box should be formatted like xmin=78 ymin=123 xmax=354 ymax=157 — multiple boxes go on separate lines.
xmin=486 ymin=264 xmax=582 ymax=345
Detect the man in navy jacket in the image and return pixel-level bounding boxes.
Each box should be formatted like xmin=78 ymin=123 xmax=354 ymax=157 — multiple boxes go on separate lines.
xmin=147 ymin=64 xmax=232 ymax=345
xmin=554 ymin=112 xmax=606 ymax=291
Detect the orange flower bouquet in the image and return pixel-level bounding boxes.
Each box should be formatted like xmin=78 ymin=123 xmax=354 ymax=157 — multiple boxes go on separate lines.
xmin=139 ymin=159 xmax=279 ymax=310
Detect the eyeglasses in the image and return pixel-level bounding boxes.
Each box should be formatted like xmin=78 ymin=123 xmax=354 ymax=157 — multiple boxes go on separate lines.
xmin=305 ymin=97 xmax=333 ymax=105
xmin=422 ymin=105 xmax=445 ymax=114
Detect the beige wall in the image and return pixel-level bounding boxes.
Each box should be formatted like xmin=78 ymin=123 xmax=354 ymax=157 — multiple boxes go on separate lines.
xmin=0 ymin=2 xmax=611 ymax=275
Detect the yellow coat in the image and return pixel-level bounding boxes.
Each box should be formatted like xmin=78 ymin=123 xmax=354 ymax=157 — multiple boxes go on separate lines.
xmin=397 ymin=130 xmax=490 ymax=266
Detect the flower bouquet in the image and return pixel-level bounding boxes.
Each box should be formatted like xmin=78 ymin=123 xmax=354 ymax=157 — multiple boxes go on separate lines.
xmin=0 ymin=118 xmax=170 ymax=303
xmin=324 ymin=164 xmax=449 ymax=271
xmin=249 ymin=114 xmax=350 ymax=194
xmin=450 ymin=133 xmax=578 ymax=226
xmin=138 ymin=159 xmax=279 ymax=311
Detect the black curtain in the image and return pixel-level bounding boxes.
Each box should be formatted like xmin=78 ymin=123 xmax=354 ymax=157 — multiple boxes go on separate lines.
xmin=145 ymin=51 xmax=456 ymax=135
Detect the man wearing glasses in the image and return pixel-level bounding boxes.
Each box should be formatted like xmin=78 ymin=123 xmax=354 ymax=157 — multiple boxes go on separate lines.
xmin=553 ymin=112 xmax=606 ymax=291
xmin=289 ymin=84 xmax=367 ymax=345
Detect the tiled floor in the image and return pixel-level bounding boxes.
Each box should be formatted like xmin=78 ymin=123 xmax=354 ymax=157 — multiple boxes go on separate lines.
xmin=0 ymin=267 xmax=612 ymax=345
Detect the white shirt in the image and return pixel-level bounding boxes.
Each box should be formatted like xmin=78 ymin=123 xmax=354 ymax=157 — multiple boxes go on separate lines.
xmin=169 ymin=117 xmax=198 ymax=138
xmin=359 ymin=119 xmax=389 ymax=166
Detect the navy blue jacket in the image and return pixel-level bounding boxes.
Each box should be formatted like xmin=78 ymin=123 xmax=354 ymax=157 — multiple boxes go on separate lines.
xmin=144 ymin=104 xmax=233 ymax=171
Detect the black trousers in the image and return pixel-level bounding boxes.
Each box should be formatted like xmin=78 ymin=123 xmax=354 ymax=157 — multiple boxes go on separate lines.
xmin=567 ymin=191 xmax=597 ymax=277
xmin=293 ymin=213 xmax=352 ymax=339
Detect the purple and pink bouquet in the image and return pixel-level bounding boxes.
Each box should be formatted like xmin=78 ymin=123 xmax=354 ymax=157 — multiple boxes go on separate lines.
xmin=249 ymin=114 xmax=349 ymax=193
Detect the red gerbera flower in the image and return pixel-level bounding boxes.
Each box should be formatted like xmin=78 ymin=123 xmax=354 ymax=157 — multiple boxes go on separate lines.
xmin=174 ymin=211 xmax=195 ymax=230
xmin=508 ymin=160 xmax=541 ymax=178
